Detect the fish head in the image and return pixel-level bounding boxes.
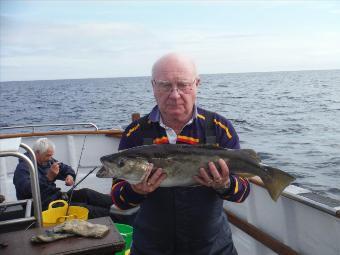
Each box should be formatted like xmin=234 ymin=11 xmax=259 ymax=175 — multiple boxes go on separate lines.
xmin=97 ymin=154 xmax=150 ymax=183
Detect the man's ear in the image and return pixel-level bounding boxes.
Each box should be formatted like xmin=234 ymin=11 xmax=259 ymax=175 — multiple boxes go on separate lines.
xmin=196 ymin=78 xmax=201 ymax=87
xmin=35 ymin=151 xmax=41 ymax=162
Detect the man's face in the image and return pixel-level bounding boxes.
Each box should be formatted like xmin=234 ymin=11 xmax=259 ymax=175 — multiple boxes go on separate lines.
xmin=36 ymin=148 xmax=54 ymax=165
xmin=152 ymin=60 xmax=199 ymax=123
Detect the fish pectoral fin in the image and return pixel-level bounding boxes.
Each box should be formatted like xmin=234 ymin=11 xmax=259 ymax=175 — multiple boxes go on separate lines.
xmin=200 ymin=144 xmax=220 ymax=149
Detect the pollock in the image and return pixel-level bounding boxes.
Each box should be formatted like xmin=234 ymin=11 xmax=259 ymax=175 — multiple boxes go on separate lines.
xmin=97 ymin=144 xmax=295 ymax=201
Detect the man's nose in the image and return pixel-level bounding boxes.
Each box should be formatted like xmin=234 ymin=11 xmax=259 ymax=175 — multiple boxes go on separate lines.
xmin=168 ymin=87 xmax=181 ymax=97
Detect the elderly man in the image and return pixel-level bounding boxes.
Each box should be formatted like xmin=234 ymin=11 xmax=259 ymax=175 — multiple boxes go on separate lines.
xmin=13 ymin=138 xmax=113 ymax=219
xmin=111 ymin=53 xmax=250 ymax=254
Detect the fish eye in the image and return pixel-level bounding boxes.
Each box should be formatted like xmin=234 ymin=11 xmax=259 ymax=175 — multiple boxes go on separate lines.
xmin=118 ymin=158 xmax=125 ymax=168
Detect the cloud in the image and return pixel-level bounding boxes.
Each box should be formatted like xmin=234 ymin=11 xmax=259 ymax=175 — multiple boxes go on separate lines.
xmin=1 ymin=17 xmax=154 ymax=58
xmin=1 ymin=3 xmax=340 ymax=82
xmin=0 ymin=17 xmax=160 ymax=80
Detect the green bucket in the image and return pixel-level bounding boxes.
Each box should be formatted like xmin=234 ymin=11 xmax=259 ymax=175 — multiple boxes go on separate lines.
xmin=115 ymin=223 xmax=133 ymax=255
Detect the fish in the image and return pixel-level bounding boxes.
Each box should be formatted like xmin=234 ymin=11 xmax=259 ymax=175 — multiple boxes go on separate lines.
xmin=53 ymin=219 xmax=109 ymax=238
xmin=31 ymin=231 xmax=74 ymax=243
xmin=31 ymin=219 xmax=109 ymax=243
xmin=97 ymin=144 xmax=295 ymax=201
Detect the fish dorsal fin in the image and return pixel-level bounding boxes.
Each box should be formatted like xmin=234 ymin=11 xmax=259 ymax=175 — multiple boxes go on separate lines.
xmin=195 ymin=144 xmax=222 ymax=150
xmin=200 ymin=143 xmax=220 ymax=149
xmin=240 ymin=149 xmax=261 ymax=163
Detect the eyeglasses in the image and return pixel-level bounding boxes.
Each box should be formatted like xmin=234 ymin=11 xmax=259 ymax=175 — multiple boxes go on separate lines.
xmin=152 ymin=79 xmax=196 ymax=94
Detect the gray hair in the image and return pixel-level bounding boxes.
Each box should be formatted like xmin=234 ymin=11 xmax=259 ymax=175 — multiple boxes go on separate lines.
xmin=32 ymin=138 xmax=55 ymax=154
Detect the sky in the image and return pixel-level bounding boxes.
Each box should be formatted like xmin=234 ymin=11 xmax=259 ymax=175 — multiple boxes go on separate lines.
xmin=0 ymin=0 xmax=340 ymax=81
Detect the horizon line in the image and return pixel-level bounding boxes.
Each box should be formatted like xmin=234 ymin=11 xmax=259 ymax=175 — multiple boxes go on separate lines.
xmin=1 ymin=68 xmax=339 ymax=83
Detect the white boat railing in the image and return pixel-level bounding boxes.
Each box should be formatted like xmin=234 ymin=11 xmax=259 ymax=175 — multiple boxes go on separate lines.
xmin=0 ymin=139 xmax=43 ymax=228
xmin=0 ymin=123 xmax=99 ymax=133
xmin=284 ymin=190 xmax=340 ymax=217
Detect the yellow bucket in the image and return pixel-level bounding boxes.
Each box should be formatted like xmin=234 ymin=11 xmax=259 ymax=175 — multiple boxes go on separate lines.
xmin=42 ymin=200 xmax=89 ymax=227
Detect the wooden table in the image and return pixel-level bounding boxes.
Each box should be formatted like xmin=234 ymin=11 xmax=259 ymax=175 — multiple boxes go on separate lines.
xmin=0 ymin=217 xmax=125 ymax=255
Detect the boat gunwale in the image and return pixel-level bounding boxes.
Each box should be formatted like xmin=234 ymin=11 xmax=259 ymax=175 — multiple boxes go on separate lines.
xmin=0 ymin=122 xmax=99 ymax=132
xmin=0 ymin=129 xmax=123 ymax=139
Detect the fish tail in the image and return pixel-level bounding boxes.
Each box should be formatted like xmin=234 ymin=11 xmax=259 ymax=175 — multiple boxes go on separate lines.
xmin=260 ymin=164 xmax=295 ymax=201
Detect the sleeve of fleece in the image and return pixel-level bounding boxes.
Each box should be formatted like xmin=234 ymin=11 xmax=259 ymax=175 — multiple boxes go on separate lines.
xmin=56 ymin=162 xmax=76 ymax=181
xmin=218 ymin=175 xmax=250 ymax=202
xmin=13 ymin=162 xmax=33 ymax=199
xmin=215 ymin=113 xmax=250 ymax=202
xmin=214 ymin=114 xmax=240 ymax=149
xmin=111 ymin=178 xmax=146 ymax=209
xmin=111 ymin=122 xmax=146 ymax=209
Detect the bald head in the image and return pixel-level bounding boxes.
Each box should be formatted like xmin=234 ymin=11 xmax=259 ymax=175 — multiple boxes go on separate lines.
xmin=151 ymin=53 xmax=200 ymax=130
xmin=152 ymin=53 xmax=198 ymax=80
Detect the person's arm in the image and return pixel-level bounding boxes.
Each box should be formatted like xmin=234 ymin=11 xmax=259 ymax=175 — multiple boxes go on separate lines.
xmin=215 ymin=175 xmax=250 ymax=202
xmin=13 ymin=161 xmax=33 ymax=199
xmin=195 ymin=158 xmax=251 ymax=203
xmin=111 ymin=179 xmax=146 ymax=209
xmin=56 ymin=161 xmax=76 ymax=181
xmin=214 ymin=113 xmax=251 ymax=202
xmin=111 ymin=121 xmax=147 ymax=209
xmin=214 ymin=114 xmax=240 ymax=149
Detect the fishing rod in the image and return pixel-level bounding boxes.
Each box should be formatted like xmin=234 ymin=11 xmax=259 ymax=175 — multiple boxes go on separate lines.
xmin=67 ymin=166 xmax=98 ymax=193
xmin=65 ymin=135 xmax=87 ymax=215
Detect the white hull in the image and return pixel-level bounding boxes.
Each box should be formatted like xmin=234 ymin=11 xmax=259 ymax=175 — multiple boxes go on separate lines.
xmin=226 ymin=184 xmax=340 ymax=255
xmin=0 ymin=126 xmax=339 ymax=255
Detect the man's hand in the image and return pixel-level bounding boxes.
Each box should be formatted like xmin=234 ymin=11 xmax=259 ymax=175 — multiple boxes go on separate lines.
xmin=65 ymin=175 xmax=74 ymax=186
xmin=131 ymin=163 xmax=167 ymax=195
xmin=46 ymin=162 xmax=60 ymax=181
xmin=193 ymin=159 xmax=230 ymax=190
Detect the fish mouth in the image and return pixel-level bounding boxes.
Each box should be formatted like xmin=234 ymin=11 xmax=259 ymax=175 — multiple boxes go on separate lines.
xmin=95 ymin=166 xmax=105 ymax=177
xmin=96 ymin=165 xmax=117 ymax=178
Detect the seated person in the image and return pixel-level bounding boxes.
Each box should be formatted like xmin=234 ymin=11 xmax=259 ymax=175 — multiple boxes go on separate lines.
xmin=13 ymin=138 xmax=113 ymax=219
